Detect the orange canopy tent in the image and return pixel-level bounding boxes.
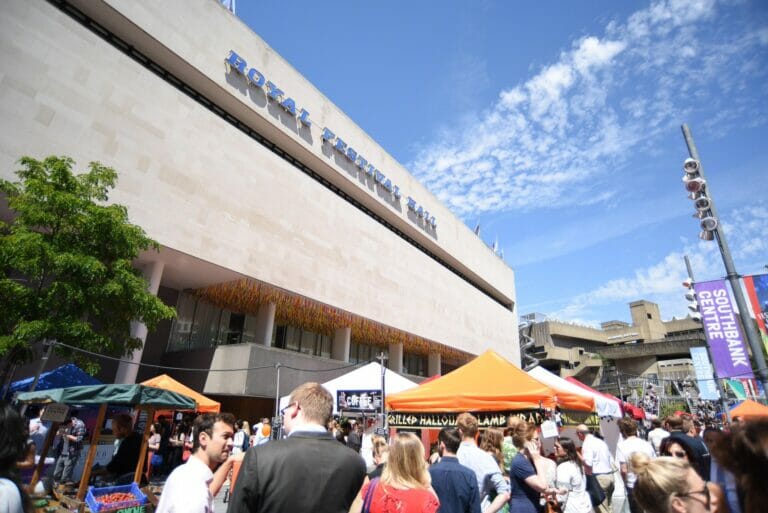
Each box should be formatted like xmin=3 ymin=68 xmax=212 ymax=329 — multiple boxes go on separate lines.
xmin=385 ymin=350 xmax=595 ymax=413
xmin=730 ymin=399 xmax=768 ymax=419
xmin=141 ymin=374 xmax=221 ymax=413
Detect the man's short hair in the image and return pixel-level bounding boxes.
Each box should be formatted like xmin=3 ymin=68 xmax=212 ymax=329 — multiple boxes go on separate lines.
xmin=681 ymin=417 xmax=694 ymax=433
xmin=667 ymin=415 xmax=683 ymax=431
xmin=651 ymin=418 xmax=662 ymax=428
xmin=192 ymin=412 xmax=236 ymax=451
xmin=456 ymin=412 xmax=478 ymax=438
xmin=619 ymin=417 xmax=637 ymax=437
xmin=112 ymin=413 xmax=133 ymax=432
xmin=438 ymin=427 xmax=462 ymax=454
xmin=289 ymin=382 xmax=333 ymax=426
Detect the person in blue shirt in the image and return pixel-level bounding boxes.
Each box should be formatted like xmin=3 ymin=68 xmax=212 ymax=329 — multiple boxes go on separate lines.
xmin=429 ymin=427 xmax=481 ymax=513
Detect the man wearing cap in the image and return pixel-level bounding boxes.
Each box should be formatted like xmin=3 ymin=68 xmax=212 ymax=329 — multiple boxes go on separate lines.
xmin=576 ymin=424 xmax=614 ymax=513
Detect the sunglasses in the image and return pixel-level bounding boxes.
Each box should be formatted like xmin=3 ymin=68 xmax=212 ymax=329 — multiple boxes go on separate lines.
xmin=678 ymin=483 xmax=710 ymax=509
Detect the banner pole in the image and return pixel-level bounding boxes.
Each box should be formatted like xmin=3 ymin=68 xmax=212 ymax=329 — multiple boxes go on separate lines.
xmin=685 ymin=255 xmax=731 ymax=425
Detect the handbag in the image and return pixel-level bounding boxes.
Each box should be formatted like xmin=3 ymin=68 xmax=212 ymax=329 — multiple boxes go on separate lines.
xmin=151 ymin=453 xmax=163 ymax=467
xmin=362 ymin=478 xmax=379 ymax=513
xmin=585 ymin=474 xmax=606 ymax=507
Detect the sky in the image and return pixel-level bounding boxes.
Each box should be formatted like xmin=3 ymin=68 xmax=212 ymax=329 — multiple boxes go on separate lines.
xmin=235 ymin=0 xmax=768 ymax=327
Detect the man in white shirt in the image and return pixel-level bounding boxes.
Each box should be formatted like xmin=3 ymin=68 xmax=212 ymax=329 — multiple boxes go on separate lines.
xmin=646 ymin=417 xmax=669 ymax=454
xmin=616 ymin=418 xmax=655 ymax=513
xmin=577 ymin=424 xmax=614 ymax=513
xmin=156 ymin=412 xmax=235 ymax=513
xmin=456 ymin=412 xmax=510 ymax=513
xmin=28 ymin=406 xmax=48 ymax=456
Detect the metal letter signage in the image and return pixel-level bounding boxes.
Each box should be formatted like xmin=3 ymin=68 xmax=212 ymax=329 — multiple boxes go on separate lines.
xmin=225 ymin=50 xmax=437 ymax=232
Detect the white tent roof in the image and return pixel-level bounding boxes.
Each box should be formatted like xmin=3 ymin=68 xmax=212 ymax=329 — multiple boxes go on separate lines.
xmin=528 ymin=366 xmax=622 ymax=418
xmin=279 ymin=362 xmax=419 ymax=415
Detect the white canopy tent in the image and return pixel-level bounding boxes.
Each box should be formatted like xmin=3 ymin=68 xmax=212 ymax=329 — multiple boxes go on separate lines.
xmin=278 ymin=362 xmax=419 ymax=415
xmin=528 ymin=366 xmax=622 ymax=418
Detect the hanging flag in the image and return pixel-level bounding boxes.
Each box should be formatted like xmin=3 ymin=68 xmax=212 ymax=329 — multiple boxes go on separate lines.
xmin=693 ymin=279 xmax=755 ymax=380
xmin=726 ymin=379 xmax=747 ymax=400
xmin=689 ymin=347 xmax=720 ymax=400
xmin=743 ymin=273 xmax=768 ymax=355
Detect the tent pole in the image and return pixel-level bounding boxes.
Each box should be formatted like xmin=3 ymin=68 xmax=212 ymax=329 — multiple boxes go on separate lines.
xmin=28 ymin=420 xmax=59 ymax=492
xmin=134 ymin=407 xmax=155 ymax=485
xmin=20 ymin=340 xmax=53 ymax=416
xmin=77 ymin=402 xmax=108 ymax=500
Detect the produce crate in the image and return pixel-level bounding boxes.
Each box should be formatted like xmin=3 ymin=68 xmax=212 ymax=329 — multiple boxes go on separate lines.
xmin=85 ymin=483 xmax=148 ymax=513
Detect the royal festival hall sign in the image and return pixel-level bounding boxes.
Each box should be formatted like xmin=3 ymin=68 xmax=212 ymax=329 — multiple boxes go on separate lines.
xmin=225 ymin=50 xmax=437 ymax=231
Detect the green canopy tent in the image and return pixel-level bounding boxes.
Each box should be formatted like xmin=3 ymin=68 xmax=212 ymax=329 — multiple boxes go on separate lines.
xmin=16 ymin=384 xmax=197 ymax=501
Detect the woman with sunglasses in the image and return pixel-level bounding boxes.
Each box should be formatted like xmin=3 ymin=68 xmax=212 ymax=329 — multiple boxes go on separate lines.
xmin=553 ymin=438 xmax=592 ymax=513
xmin=659 ymin=437 xmax=696 ymax=463
xmin=630 ymin=452 xmax=723 ymax=513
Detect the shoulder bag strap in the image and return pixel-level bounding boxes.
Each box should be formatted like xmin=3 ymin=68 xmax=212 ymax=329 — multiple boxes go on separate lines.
xmin=362 ymin=478 xmax=379 ymax=513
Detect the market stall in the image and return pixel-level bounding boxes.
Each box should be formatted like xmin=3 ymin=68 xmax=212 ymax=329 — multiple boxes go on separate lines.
xmin=385 ymin=350 xmax=595 ymax=429
xmin=141 ymin=374 xmax=221 ymax=413
xmin=9 ymin=363 xmax=101 ymax=394
xmin=278 ymin=361 xmax=418 ymax=416
xmin=529 ymin=367 xmax=622 ymax=418
xmin=730 ymin=398 xmax=768 ymax=419
xmin=16 ymin=384 xmax=196 ymax=510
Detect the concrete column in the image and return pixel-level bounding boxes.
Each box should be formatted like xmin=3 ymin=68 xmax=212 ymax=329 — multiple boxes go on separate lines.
xmin=388 ymin=342 xmax=403 ymax=374
xmin=428 ymin=352 xmax=441 ymax=377
xmin=115 ymin=260 xmax=164 ymax=384
xmin=254 ymin=302 xmax=276 ymax=346
xmin=331 ymin=327 xmax=351 ymax=362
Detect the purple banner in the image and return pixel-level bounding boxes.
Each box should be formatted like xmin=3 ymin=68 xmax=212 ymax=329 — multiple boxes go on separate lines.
xmin=694 ymin=280 xmax=754 ymax=379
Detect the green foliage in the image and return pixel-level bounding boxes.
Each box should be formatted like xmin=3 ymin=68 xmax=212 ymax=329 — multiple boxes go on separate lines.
xmin=0 ymin=156 xmax=175 ymax=374
xmin=660 ymin=400 xmax=689 ymax=419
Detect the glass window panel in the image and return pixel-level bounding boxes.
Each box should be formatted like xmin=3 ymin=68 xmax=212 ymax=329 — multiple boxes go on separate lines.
xmin=190 ymin=300 xmax=222 ymax=349
xmin=285 ymin=326 xmax=300 ymax=352
xmin=299 ymin=330 xmax=315 ymax=355
xmin=167 ymin=292 xmax=197 ymax=352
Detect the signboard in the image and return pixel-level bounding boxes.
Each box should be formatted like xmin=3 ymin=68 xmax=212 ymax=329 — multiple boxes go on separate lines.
xmin=386 ymin=410 xmax=599 ymax=429
xmin=41 ymin=403 xmax=69 ymax=423
xmin=337 ymin=390 xmax=382 ymax=413
xmin=694 ymin=279 xmax=754 ymax=379
xmin=744 ymin=273 xmax=768 ymax=355
xmin=689 ymin=347 xmax=720 ymax=400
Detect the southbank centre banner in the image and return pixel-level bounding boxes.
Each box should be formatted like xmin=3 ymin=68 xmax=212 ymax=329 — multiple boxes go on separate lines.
xmin=689 ymin=347 xmax=720 ymax=400
xmin=743 ymin=273 xmax=768 ymax=355
xmin=694 ymin=279 xmax=755 ymax=380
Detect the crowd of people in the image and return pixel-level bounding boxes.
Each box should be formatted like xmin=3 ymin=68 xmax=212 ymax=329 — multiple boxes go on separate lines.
xmin=0 ymin=387 xmax=765 ymax=513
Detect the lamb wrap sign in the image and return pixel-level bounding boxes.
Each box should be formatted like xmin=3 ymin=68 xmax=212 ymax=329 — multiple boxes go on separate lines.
xmin=694 ymin=279 xmax=754 ymax=379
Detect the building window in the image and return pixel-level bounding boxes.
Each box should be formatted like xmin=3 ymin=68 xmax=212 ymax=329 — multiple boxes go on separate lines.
xmin=273 ymin=325 xmax=331 ymax=357
xmin=403 ymin=352 xmax=427 ymax=377
xmin=647 ymin=313 xmax=652 ymax=320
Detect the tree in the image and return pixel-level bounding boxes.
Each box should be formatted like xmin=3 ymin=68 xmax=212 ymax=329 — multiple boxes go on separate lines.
xmin=0 ymin=156 xmax=175 ymax=381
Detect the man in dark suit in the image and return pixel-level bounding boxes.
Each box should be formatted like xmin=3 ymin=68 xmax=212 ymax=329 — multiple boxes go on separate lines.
xmin=228 ymin=382 xmax=366 ymax=513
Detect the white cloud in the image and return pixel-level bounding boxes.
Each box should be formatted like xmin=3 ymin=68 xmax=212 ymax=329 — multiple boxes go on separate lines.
xmin=409 ymin=0 xmax=766 ymax=219
xmin=548 ymin=203 xmax=768 ymax=325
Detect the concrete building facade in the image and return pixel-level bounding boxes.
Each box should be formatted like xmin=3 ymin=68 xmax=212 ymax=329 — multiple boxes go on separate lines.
xmin=522 ymin=300 xmax=706 ymax=396
xmin=0 ymin=0 xmax=519 ymax=416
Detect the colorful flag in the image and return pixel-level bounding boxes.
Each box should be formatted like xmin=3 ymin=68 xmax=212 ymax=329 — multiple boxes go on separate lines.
xmin=689 ymin=347 xmax=720 ymax=400
xmin=693 ymin=279 xmax=755 ymax=379
xmin=726 ymin=379 xmax=747 ymax=400
xmin=743 ymin=273 xmax=768 ymax=356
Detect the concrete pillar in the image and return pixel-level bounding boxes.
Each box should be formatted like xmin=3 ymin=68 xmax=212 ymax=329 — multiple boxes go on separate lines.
xmin=331 ymin=327 xmax=351 ymax=362
xmin=115 ymin=260 xmax=164 ymax=384
xmin=388 ymin=342 xmax=403 ymax=373
xmin=254 ymin=302 xmax=276 ymax=346
xmin=428 ymin=352 xmax=441 ymax=377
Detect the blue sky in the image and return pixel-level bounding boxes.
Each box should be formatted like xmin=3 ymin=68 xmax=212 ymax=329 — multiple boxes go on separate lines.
xmin=236 ymin=0 xmax=768 ymax=327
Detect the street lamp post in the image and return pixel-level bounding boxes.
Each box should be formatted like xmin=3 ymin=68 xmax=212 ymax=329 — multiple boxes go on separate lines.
xmin=680 ymin=124 xmax=768 ymax=394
